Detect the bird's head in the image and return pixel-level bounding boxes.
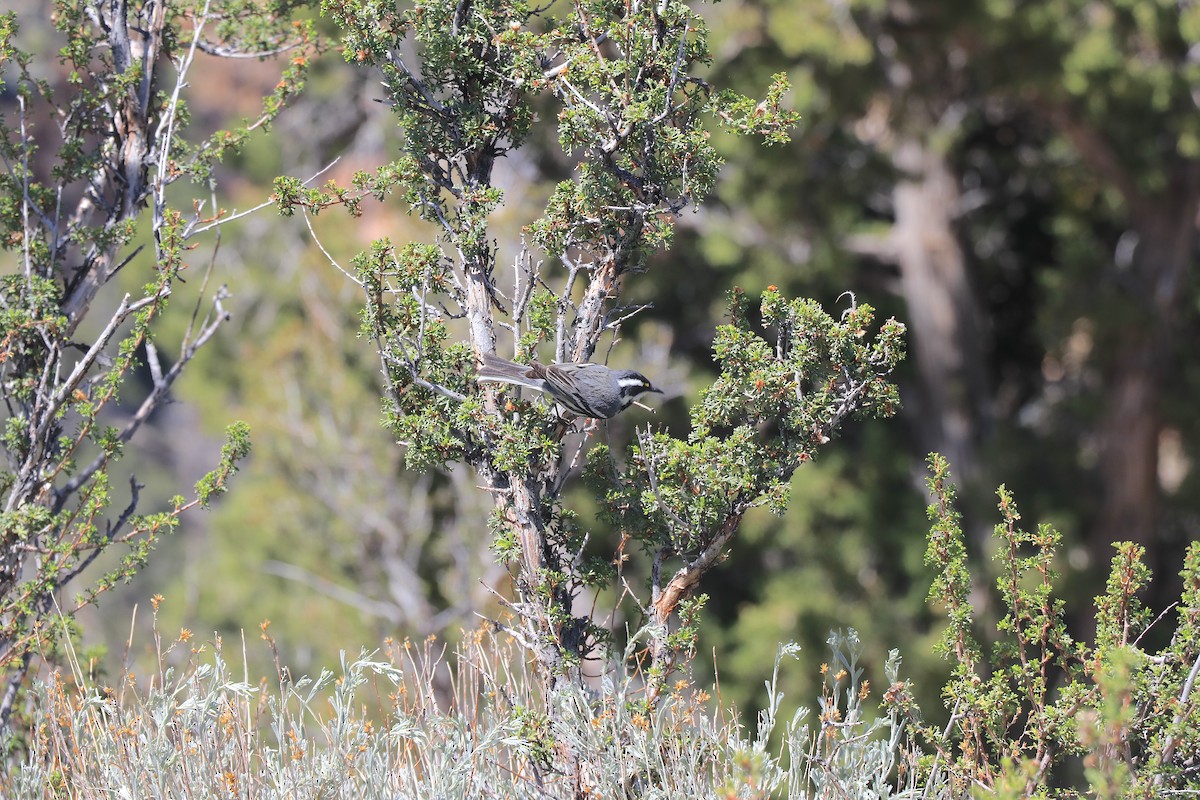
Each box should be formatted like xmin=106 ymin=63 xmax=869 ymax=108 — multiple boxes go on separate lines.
xmin=617 ymin=371 xmax=663 ymax=406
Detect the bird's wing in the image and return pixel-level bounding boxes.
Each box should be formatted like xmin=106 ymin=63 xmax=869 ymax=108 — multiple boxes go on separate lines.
xmin=537 ymin=363 xmax=582 ymax=395
xmin=540 ymin=364 xmax=608 ymax=418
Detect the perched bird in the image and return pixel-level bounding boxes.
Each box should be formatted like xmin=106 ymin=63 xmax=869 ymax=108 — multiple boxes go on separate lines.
xmin=477 ymin=352 xmax=662 ymax=419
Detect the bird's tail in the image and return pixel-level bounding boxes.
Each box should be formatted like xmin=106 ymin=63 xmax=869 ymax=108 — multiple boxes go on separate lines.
xmin=476 ymin=352 xmax=544 ymax=390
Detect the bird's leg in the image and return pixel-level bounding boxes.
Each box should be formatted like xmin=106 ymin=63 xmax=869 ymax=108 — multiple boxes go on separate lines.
xmin=549 ymin=405 xmax=581 ymax=440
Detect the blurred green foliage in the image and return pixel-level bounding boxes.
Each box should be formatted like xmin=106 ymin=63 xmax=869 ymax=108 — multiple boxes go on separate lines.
xmin=2 ymin=0 xmax=1190 ymax=738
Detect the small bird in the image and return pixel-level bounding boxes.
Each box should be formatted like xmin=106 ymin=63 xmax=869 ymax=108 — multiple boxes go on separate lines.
xmin=477 ymin=352 xmax=662 ymax=419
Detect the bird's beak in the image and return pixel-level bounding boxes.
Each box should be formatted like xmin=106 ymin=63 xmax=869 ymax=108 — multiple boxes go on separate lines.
xmin=649 ymin=385 xmax=663 ymax=394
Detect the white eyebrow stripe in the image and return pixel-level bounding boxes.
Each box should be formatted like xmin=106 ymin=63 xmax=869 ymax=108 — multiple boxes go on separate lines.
xmin=618 ymin=377 xmax=646 ymax=388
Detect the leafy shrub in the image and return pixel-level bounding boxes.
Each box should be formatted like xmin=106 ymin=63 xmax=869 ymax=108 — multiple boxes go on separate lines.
xmin=5 ymin=460 xmax=1198 ymax=797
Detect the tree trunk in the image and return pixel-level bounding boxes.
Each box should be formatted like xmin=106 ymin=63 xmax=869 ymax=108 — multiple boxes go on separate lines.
xmin=891 ymin=136 xmax=990 ymax=495
xmin=1093 ymin=332 xmax=1161 ymax=555
xmin=1091 ymin=165 xmax=1200 ymax=577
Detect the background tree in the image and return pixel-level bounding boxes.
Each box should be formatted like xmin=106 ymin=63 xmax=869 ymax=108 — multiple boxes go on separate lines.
xmin=651 ymin=0 xmax=1200 ymax=710
xmin=0 ymin=1 xmax=317 ymax=726
xmin=287 ymin=0 xmax=903 ymax=696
